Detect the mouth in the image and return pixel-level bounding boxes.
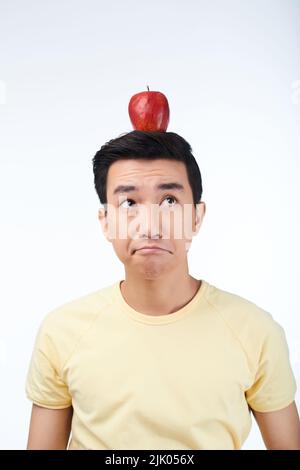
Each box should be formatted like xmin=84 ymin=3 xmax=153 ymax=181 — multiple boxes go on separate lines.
xmin=132 ymin=247 xmax=172 ymax=255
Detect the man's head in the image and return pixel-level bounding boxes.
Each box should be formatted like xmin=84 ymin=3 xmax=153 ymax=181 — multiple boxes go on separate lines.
xmin=92 ymin=131 xmax=206 ymax=280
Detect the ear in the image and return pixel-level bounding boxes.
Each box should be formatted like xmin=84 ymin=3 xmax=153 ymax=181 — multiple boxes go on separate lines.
xmin=185 ymin=201 xmax=206 ymax=252
xmin=98 ymin=206 xmax=111 ymax=242
xmin=193 ymin=201 xmax=206 ymax=236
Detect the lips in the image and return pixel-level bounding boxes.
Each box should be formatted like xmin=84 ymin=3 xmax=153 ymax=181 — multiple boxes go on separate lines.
xmin=132 ymin=245 xmax=172 ymax=254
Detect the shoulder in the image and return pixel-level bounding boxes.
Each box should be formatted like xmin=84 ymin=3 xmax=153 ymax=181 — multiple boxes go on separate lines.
xmin=203 ymin=282 xmax=286 ymax=370
xmin=41 ymin=282 xmax=117 ymax=332
xmin=204 ymin=282 xmax=276 ymax=331
xmin=34 ymin=282 xmax=118 ymax=366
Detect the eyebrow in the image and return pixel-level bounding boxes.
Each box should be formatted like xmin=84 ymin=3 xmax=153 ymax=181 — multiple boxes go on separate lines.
xmin=113 ymin=182 xmax=185 ymax=195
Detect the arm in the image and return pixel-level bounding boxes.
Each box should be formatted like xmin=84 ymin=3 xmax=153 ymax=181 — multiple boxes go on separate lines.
xmin=251 ymin=401 xmax=300 ymax=450
xmin=27 ymin=403 xmax=73 ymax=450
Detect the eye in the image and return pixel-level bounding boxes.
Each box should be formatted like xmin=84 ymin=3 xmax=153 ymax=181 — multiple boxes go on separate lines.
xmin=119 ymin=198 xmax=136 ymax=209
xmin=160 ymin=195 xmax=178 ymax=207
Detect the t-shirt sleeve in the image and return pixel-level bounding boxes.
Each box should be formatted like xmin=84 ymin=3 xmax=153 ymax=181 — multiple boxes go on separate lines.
xmin=245 ymin=319 xmax=297 ymax=412
xmin=25 ymin=316 xmax=72 ymax=409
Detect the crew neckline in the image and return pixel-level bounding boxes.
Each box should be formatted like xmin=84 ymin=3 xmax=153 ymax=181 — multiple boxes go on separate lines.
xmin=113 ymin=279 xmax=209 ymax=325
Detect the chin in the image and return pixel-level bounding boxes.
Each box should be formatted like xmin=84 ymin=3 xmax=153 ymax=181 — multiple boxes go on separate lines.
xmin=139 ymin=260 xmax=171 ymax=279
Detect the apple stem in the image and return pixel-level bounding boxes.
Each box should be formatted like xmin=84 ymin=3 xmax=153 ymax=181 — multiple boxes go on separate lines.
xmin=147 ymin=85 xmax=150 ymax=91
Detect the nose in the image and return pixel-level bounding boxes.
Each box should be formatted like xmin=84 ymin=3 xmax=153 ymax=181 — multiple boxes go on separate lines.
xmin=133 ymin=203 xmax=161 ymax=240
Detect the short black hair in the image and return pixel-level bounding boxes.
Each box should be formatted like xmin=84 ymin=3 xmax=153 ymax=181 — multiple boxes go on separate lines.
xmin=92 ymin=130 xmax=202 ymax=206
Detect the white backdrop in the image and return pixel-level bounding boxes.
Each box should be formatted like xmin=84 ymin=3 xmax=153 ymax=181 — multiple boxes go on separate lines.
xmin=0 ymin=0 xmax=299 ymax=450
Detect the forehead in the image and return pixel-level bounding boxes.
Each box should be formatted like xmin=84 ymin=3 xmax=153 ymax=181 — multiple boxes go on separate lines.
xmin=107 ymin=159 xmax=189 ymax=191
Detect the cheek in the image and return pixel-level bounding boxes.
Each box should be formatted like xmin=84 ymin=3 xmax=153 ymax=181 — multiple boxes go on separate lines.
xmin=110 ymin=210 xmax=138 ymax=239
xmin=111 ymin=239 xmax=130 ymax=261
xmin=106 ymin=209 xmax=132 ymax=241
xmin=173 ymin=238 xmax=190 ymax=255
xmin=161 ymin=207 xmax=195 ymax=241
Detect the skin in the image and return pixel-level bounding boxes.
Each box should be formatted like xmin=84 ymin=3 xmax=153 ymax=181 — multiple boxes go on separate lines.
xmin=252 ymin=402 xmax=300 ymax=450
xmin=27 ymin=404 xmax=73 ymax=450
xmin=27 ymin=158 xmax=300 ymax=449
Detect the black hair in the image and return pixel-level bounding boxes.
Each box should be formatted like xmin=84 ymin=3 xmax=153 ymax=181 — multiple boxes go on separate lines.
xmin=92 ymin=130 xmax=202 ymax=207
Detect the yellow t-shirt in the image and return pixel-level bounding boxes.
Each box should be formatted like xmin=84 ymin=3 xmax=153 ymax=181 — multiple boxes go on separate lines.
xmin=25 ymin=279 xmax=297 ymax=450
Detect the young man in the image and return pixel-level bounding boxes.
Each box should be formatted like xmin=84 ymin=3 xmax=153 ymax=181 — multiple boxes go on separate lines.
xmin=26 ymin=131 xmax=300 ymax=450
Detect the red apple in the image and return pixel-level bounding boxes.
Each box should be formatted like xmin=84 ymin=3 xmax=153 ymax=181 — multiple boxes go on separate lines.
xmin=128 ymin=86 xmax=170 ymax=131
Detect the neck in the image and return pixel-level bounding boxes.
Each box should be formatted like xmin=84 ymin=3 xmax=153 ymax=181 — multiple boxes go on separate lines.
xmin=120 ymin=268 xmax=201 ymax=316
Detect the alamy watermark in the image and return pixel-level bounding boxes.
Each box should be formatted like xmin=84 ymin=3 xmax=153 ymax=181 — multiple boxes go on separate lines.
xmin=100 ymin=199 xmax=202 ymax=241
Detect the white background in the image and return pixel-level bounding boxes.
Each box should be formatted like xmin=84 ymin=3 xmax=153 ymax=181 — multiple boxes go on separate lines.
xmin=0 ymin=0 xmax=299 ymax=449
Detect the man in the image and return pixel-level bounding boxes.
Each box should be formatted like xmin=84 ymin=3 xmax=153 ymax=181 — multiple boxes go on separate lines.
xmin=26 ymin=131 xmax=300 ymax=450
